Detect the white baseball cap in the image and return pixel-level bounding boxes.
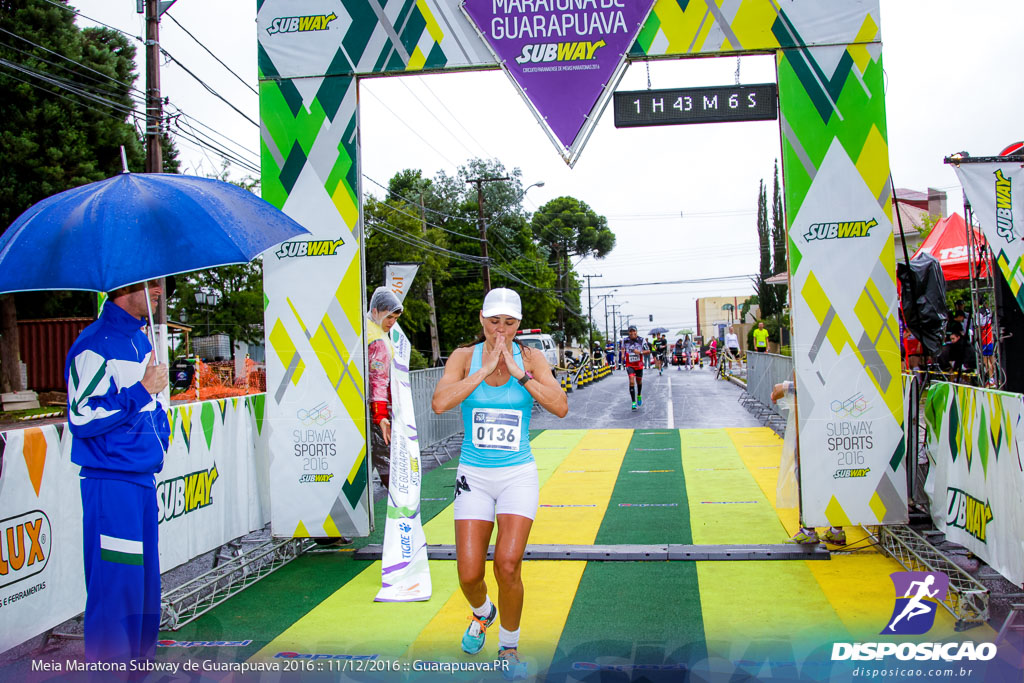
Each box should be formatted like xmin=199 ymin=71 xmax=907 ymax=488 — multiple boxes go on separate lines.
xmin=481 ymin=287 xmax=522 ymax=319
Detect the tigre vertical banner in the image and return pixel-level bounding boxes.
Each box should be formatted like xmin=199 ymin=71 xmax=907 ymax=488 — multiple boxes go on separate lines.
xmin=376 ymin=323 xmax=431 ymax=602
xmin=953 ymin=161 xmax=1024 ymax=313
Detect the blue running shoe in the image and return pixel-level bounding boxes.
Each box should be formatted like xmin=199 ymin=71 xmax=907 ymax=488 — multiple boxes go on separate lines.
xmin=631 ymin=400 xmax=637 ymax=411
xmin=499 ymin=647 xmax=528 ymax=680
xmin=637 ymin=395 xmax=643 ymax=407
xmin=461 ymin=603 xmax=497 ymax=654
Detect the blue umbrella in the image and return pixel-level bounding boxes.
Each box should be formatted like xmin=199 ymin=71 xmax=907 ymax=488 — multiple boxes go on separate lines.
xmin=649 ymin=327 xmax=669 ymax=335
xmin=0 ymin=172 xmax=310 ymax=294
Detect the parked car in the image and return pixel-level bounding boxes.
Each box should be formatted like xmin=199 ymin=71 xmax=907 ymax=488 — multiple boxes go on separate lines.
xmin=515 ymin=329 xmax=559 ymax=372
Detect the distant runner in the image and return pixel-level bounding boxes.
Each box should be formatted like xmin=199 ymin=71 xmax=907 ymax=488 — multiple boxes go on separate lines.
xmin=724 ymin=325 xmax=741 ymax=371
xmin=752 ymin=322 xmax=769 ymax=353
xmin=621 ymin=325 xmax=650 ymax=411
xmin=653 ymin=333 xmax=667 ymax=376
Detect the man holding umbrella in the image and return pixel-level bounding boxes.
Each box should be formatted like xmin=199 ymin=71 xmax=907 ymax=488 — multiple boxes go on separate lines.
xmin=65 ymin=279 xmax=170 ymax=663
xmin=0 ymin=166 xmax=311 ymax=662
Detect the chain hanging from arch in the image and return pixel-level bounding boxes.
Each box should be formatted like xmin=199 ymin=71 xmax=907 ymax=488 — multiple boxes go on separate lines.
xmin=735 ymin=56 xmax=741 ymax=85
xmin=646 ymin=60 xmax=652 ymax=90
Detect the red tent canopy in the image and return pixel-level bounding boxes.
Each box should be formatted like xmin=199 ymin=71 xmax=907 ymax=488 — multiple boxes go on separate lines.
xmin=912 ymin=212 xmax=989 ymax=280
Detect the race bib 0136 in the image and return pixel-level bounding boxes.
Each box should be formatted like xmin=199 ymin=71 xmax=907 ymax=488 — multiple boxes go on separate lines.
xmin=471 ymin=408 xmax=522 ymax=451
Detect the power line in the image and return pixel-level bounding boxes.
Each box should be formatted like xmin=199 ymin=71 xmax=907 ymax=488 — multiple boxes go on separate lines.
xmin=163 ymin=11 xmax=257 ymax=96
xmin=361 ymin=88 xmax=462 ymax=171
xmin=590 ymin=274 xmax=758 ymax=290
xmin=159 ymin=46 xmax=259 ymax=128
xmin=41 ymin=0 xmax=144 ymax=43
xmin=398 ymin=78 xmax=478 ymax=160
xmin=0 ymin=32 xmax=145 ymax=101
xmin=0 ymin=66 xmax=140 ymax=122
xmin=0 ymin=56 xmax=136 ymax=114
xmin=27 ymin=1 xmax=261 ymax=177
xmin=416 ymin=78 xmax=495 ymax=160
xmin=362 ymin=174 xmax=476 ymax=223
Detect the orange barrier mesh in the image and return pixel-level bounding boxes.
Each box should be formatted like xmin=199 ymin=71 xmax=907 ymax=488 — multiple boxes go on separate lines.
xmin=170 ymin=358 xmax=265 ymax=402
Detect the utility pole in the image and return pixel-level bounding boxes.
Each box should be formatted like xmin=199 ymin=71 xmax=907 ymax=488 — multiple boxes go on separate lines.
xmin=466 ymin=175 xmax=509 ymax=293
xmin=610 ymin=304 xmax=621 ymax=369
xmin=581 ymin=274 xmax=602 ymax=352
xmin=144 ymin=0 xmax=175 ymax=346
xmin=597 ymin=294 xmax=615 ymax=344
xmin=419 ymin=193 xmax=441 ymax=365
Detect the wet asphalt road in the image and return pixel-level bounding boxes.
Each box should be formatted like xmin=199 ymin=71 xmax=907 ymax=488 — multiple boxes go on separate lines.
xmin=531 ymin=362 xmax=761 ymax=430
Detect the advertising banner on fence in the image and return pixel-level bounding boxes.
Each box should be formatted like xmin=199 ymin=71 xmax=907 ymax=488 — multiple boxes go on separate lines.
xmin=461 ymin=0 xmax=655 ymax=164
xmin=0 ymin=426 xmax=84 ymax=655
xmin=376 ymin=323 xmax=430 ymax=602
xmin=0 ymin=397 xmax=270 ymax=654
xmin=953 ymin=161 xmax=1024 ymax=313
xmin=157 ymin=396 xmax=271 ymax=570
xmin=923 ymin=382 xmax=1024 ymax=586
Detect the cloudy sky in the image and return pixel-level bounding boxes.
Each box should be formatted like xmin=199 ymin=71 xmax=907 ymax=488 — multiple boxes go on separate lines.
xmin=70 ymin=0 xmax=1024 ymax=336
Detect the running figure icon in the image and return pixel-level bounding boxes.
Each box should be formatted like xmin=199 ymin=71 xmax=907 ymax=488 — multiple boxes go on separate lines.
xmin=886 ymin=575 xmax=939 ymax=632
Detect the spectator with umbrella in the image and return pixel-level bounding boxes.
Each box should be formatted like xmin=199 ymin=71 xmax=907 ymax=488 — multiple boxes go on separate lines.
xmin=0 ymin=167 xmax=309 ymax=663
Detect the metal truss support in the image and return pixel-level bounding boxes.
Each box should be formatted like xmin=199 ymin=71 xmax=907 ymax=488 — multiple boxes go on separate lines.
xmin=354 ymin=543 xmax=829 ymax=562
xmin=160 ymin=538 xmax=312 ymax=631
xmin=873 ymin=525 xmax=989 ymax=629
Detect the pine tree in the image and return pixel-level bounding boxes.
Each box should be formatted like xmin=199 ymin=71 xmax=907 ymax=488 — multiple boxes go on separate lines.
xmin=770 ymin=159 xmax=788 ymax=316
xmin=754 ymin=179 xmax=774 ymax=319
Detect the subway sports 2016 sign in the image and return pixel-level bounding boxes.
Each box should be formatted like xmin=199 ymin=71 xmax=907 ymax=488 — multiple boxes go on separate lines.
xmin=614 ymin=84 xmax=778 ymax=128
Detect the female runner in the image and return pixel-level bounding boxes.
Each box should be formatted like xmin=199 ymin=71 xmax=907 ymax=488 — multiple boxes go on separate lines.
xmin=431 ymin=288 xmax=567 ymax=679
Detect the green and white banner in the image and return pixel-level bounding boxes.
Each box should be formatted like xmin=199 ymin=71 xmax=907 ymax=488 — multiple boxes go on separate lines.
xmin=953 ymin=161 xmax=1024 ymax=312
xmin=158 ymin=396 xmax=271 ymax=570
xmin=778 ymin=36 xmax=907 ymax=526
xmin=0 ymin=396 xmax=271 ymax=653
xmin=923 ymin=382 xmax=1024 ymax=585
xmin=256 ymin=0 xmax=903 ymax=531
xmin=0 ymin=426 xmax=83 ymax=655
xmin=376 ymin=323 xmax=431 ymax=602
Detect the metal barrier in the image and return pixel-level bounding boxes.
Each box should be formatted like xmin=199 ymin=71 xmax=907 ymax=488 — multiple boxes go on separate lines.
xmin=742 ymin=352 xmax=794 ymax=428
xmin=410 ymin=367 xmax=462 ymax=451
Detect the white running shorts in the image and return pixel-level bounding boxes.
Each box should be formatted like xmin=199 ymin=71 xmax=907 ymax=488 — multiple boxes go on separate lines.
xmin=453 ymin=461 xmax=539 ymax=522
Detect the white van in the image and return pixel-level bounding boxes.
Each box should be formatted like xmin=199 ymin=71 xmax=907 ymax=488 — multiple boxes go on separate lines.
xmin=515 ymin=329 xmax=559 ymax=369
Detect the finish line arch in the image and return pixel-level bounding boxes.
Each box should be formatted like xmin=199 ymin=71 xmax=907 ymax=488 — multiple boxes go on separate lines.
xmin=256 ymin=0 xmax=906 ymax=537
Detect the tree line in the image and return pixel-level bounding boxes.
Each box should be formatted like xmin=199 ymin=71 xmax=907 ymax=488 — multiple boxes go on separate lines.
xmin=0 ymin=2 xmax=616 ymax=388
xmin=365 ymin=161 xmax=614 ymax=368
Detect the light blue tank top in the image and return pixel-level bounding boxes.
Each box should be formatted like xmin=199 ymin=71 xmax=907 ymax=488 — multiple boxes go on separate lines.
xmin=459 ymin=343 xmax=534 ymax=467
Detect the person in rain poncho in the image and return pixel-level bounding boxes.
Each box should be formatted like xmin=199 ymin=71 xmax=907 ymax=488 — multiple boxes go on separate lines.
xmin=367 ymin=287 xmax=403 ymax=489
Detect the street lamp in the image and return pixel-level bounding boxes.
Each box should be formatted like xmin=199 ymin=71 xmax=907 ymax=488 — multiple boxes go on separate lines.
xmin=194 ymin=289 xmax=220 ymax=337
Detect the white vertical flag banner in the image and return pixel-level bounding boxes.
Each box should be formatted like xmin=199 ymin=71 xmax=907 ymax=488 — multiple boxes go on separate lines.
xmin=953 ymin=161 xmax=1024 ymax=313
xmin=375 ymin=321 xmax=431 ymax=602
xmin=384 ymin=263 xmax=420 ymax=304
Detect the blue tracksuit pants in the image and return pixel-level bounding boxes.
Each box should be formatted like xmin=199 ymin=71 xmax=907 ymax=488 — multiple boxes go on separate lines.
xmin=81 ymin=478 xmax=161 ymax=662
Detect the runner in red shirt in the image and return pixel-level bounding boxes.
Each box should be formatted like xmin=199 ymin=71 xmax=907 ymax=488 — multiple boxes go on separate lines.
xmin=620 ymin=325 xmax=650 ymax=411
